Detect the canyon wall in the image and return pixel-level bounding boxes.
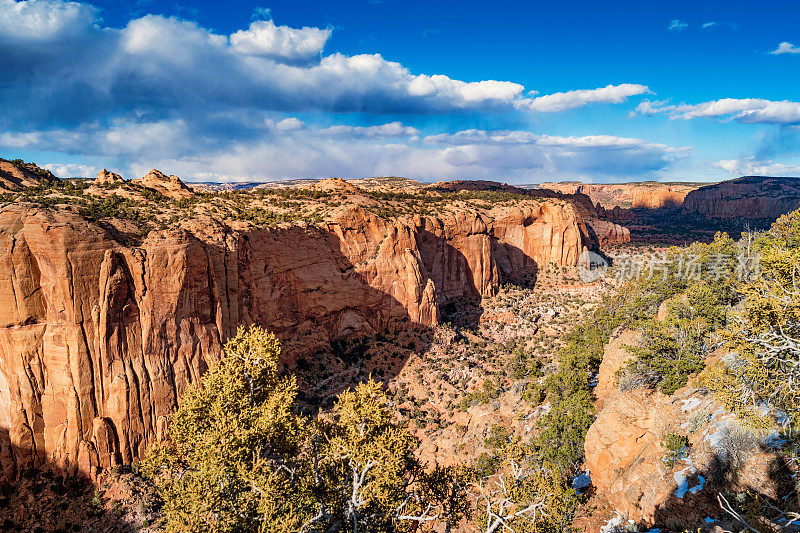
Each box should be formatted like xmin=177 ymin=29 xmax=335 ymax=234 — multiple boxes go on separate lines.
xmin=0 ymin=200 xmax=586 ymax=480
xmin=534 ymin=182 xmax=696 ymax=210
xmin=682 ymin=175 xmax=800 ymax=220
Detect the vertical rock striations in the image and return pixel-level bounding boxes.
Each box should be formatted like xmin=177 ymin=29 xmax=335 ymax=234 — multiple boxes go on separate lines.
xmin=0 ymin=199 xmax=587 ymax=479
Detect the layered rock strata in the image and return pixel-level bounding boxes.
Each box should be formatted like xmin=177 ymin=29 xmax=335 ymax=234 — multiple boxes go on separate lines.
xmin=0 ymin=199 xmax=587 ymax=480
xmin=682 ymin=175 xmax=800 ymax=220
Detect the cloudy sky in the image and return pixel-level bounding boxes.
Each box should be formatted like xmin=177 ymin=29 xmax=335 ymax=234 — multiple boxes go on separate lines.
xmin=1 ymin=0 xmax=799 ymax=183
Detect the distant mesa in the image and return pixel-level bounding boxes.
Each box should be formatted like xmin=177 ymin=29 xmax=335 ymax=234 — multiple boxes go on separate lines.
xmin=532 ymin=181 xmax=697 ymax=210
xmin=94 ymin=169 xmax=124 ymax=186
xmin=0 ymin=158 xmax=59 ymax=191
xmin=682 ymin=175 xmax=800 ymax=220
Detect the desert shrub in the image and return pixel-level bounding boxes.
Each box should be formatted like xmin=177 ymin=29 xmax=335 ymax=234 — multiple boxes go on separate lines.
xmin=78 ymin=194 xmax=149 ymax=223
xmin=144 ymin=326 xmax=472 ymax=533
xmin=704 ymin=210 xmax=800 ymax=431
xmin=535 ymin=270 xmax=688 ymax=470
xmin=622 ymin=319 xmax=706 ymax=395
xmin=662 ymin=433 xmax=690 ymax=468
xmin=460 ymin=378 xmax=502 ymax=408
xmin=521 ymin=382 xmax=546 ymax=405
xmin=474 ymin=440 xmax=579 ymax=533
xmin=142 ymin=326 xmax=313 ymax=533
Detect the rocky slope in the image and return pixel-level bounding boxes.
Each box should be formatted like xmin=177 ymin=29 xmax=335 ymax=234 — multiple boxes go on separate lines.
xmin=0 ymin=160 xmax=59 ymax=191
xmin=585 ymin=328 xmax=793 ymax=529
xmin=0 ymin=197 xmax=589 ymax=481
xmin=682 ymin=175 xmax=800 ymax=220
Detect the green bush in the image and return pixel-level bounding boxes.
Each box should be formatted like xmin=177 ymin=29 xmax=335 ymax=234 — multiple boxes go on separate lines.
xmin=623 ymin=320 xmax=706 ymax=395
xmin=662 ymin=433 xmax=690 ymax=468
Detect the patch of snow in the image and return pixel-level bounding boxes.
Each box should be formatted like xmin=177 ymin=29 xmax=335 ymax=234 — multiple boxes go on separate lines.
xmin=600 ymin=512 xmax=625 ymax=533
xmin=571 ymin=472 xmax=591 ymax=490
xmin=765 ymin=433 xmax=787 ymax=449
xmin=673 ymin=458 xmax=697 ymax=499
xmin=688 ymin=475 xmax=705 ymax=495
xmin=681 ymin=397 xmax=702 ymax=411
xmin=704 ymin=422 xmax=729 ymax=452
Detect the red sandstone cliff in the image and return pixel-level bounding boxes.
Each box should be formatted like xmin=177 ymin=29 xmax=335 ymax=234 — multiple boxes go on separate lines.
xmin=430 ymin=180 xmax=630 ymax=245
xmin=682 ymin=176 xmax=800 ymax=219
xmin=0 ymin=199 xmax=587 ymax=480
xmin=534 ymin=182 xmax=696 ymax=210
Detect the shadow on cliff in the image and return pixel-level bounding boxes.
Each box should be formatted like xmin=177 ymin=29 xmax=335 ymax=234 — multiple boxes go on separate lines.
xmin=242 ymin=225 xmax=541 ymax=407
xmin=0 ymin=429 xmax=149 ymax=532
xmin=625 ymin=207 xmax=777 ymax=246
xmin=237 ymin=225 xmax=442 ymax=407
xmin=413 ymin=227 xmax=538 ymax=330
xmin=639 ymin=445 xmax=799 ymax=532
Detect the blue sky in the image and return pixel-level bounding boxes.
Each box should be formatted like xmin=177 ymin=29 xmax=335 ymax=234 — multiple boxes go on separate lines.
xmin=1 ymin=0 xmax=799 ymax=183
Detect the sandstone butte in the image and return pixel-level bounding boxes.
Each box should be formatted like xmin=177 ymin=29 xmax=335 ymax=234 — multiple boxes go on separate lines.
xmin=0 ymin=195 xmax=602 ymax=481
xmin=131 ymin=169 xmax=195 ymax=199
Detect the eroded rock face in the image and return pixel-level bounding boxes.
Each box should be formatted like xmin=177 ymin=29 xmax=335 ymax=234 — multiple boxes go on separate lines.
xmin=0 ymin=161 xmax=59 ymax=191
xmin=132 ymin=169 xmax=193 ymax=199
xmin=0 ymin=200 xmax=587 ymax=480
xmin=682 ymin=176 xmax=800 ymax=220
xmin=586 ymin=329 xmax=791 ymax=527
xmin=534 ymin=182 xmax=695 ymax=210
xmin=94 ymin=170 xmax=124 ymax=186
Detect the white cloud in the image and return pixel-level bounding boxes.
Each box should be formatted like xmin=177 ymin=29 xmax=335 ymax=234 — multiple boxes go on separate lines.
xmin=319 ymin=122 xmax=420 ymax=137
xmin=0 ymin=0 xmax=665 ymax=183
xmin=636 ymin=98 xmax=800 ymax=125
xmin=230 ymin=19 xmax=331 ymax=64
xmin=516 ymin=84 xmax=649 ymax=112
xmin=0 ymin=0 xmax=96 ymax=43
xmin=3 ymin=119 xmax=684 ymax=182
xmin=715 ymin=157 xmax=800 ymax=176
xmin=770 ymin=42 xmax=800 ymax=55
xmin=0 ymin=0 xmax=647 ymax=127
xmin=701 ymin=21 xmax=737 ymax=30
xmin=42 ymin=162 xmax=98 ymax=178
xmin=668 ymin=20 xmax=688 ymax=32
xmin=275 ymin=117 xmax=305 ymax=130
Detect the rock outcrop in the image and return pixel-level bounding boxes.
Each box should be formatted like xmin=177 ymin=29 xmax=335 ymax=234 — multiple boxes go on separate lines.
xmin=429 ymin=180 xmax=631 ymax=246
xmin=0 ymin=199 xmax=587 ymax=480
xmin=682 ymin=176 xmax=800 ymax=220
xmin=0 ymin=160 xmax=59 ymax=191
xmin=132 ymin=169 xmax=193 ymax=199
xmin=94 ymin=170 xmax=124 ymax=187
xmin=586 ymin=329 xmax=792 ymax=528
xmin=631 ymin=187 xmax=686 ymax=210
